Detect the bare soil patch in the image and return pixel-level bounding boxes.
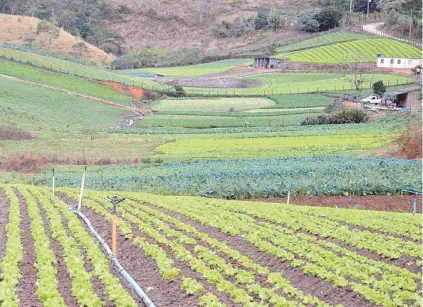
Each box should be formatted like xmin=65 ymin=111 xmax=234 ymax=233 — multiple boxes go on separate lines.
xmin=254 ymin=194 xmax=422 ymax=213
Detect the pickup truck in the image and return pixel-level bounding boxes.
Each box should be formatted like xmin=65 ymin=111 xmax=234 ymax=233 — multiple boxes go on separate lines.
xmin=361 ymin=95 xmax=382 ymax=105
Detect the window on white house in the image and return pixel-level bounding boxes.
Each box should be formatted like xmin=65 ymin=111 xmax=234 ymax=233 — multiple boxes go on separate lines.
xmin=390 ymin=59 xmax=394 ymax=64
xmin=397 ymin=59 xmax=401 ymax=64
xmin=381 ymin=59 xmax=385 ymax=64
xmin=408 ymin=60 xmax=412 ymax=65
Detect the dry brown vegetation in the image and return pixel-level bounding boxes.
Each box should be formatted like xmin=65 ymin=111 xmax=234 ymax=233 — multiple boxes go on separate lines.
xmin=0 ymin=152 xmax=144 ymax=173
xmin=0 ymin=126 xmax=33 ymax=140
xmin=103 ymin=0 xmax=313 ymax=53
xmin=0 ymin=14 xmax=115 ymax=65
xmin=396 ymin=123 xmax=422 ymax=159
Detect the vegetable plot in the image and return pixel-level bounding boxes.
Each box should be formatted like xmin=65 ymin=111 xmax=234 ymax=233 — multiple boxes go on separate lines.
xmin=2 ymin=184 xmax=421 ymax=306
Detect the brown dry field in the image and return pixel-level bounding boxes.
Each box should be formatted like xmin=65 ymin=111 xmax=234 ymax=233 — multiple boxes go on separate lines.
xmin=0 ymin=13 xmax=115 ymax=65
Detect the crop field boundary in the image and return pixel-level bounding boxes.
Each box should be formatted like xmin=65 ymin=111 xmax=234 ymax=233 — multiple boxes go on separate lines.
xmin=0 ymin=74 xmax=150 ymax=115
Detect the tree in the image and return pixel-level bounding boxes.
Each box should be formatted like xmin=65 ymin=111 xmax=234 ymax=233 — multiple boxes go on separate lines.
xmin=316 ymin=7 xmax=343 ymax=31
xmin=372 ymin=80 xmax=386 ymax=96
xmin=254 ymin=11 xmax=269 ymax=30
xmin=36 ymin=20 xmax=60 ymax=50
xmin=342 ymin=53 xmax=374 ymax=93
xmin=296 ymin=8 xmax=322 ymax=32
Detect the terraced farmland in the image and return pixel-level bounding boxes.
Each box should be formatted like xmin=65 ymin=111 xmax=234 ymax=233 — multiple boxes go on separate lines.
xmin=2 ymin=184 xmax=420 ymax=307
xmin=279 ymin=38 xmax=422 ymax=64
xmin=276 ymin=32 xmax=371 ymax=54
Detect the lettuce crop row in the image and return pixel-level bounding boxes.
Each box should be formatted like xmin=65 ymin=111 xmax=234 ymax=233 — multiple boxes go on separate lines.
xmin=81 ymin=190 xmax=330 ymax=306
xmin=19 ymin=188 xmax=66 ymax=306
xmin=0 ymin=186 xmax=23 ymax=307
xmin=122 ymin=192 xmax=421 ymax=307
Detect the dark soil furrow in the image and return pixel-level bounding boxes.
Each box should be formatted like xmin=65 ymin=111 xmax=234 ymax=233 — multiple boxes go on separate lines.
xmin=14 ymin=190 xmax=42 ymax=307
xmin=35 ymin=196 xmax=79 ymax=307
xmin=256 ymin=218 xmax=421 ymax=273
xmin=0 ymin=189 xmax=10 ymax=266
xmin=125 ymin=202 xmax=290 ymax=303
xmin=141 ymin=202 xmax=375 ymax=307
xmin=56 ymin=200 xmax=112 ymax=306
xmin=58 ymin=193 xmax=197 ymax=307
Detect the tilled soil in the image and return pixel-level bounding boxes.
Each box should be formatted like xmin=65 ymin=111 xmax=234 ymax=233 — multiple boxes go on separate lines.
xmin=58 ymin=194 xmax=191 ymax=307
xmin=15 ymin=190 xmax=42 ymax=307
xmin=142 ymin=203 xmax=374 ymax=307
xmin=254 ymin=194 xmax=422 ymax=213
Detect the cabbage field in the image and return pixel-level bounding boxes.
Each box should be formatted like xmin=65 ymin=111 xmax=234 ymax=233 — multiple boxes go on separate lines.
xmin=33 ymin=156 xmax=422 ymax=198
xmin=2 ymin=184 xmax=420 ymax=307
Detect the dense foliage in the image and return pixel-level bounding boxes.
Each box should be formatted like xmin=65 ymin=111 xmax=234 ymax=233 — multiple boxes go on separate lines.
xmin=301 ymin=109 xmax=369 ymax=125
xmin=296 ymin=8 xmax=343 ymax=32
xmin=37 ymin=156 xmax=421 ymax=198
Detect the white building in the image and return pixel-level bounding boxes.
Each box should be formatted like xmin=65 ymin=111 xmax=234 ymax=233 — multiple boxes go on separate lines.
xmin=377 ymin=57 xmax=422 ymax=69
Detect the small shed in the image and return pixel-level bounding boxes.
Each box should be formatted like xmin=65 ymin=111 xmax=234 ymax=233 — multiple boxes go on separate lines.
xmin=254 ymin=57 xmax=278 ymax=69
xmin=391 ymin=86 xmax=421 ymax=109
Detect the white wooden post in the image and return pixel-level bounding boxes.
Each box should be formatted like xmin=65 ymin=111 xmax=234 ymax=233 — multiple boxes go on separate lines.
xmin=287 ymin=190 xmax=290 ymax=205
xmin=52 ymin=168 xmax=56 ymax=196
xmin=77 ymin=167 xmax=87 ymax=212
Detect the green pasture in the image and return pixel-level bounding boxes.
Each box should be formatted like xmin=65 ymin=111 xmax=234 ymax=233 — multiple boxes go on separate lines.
xmin=0 ymin=78 xmax=125 ymax=132
xmin=278 ymin=38 xmax=422 ymax=64
xmin=266 ymin=94 xmax=334 ymax=109
xmin=135 ymin=113 xmax=317 ymax=129
xmin=136 ymin=59 xmax=251 ymax=77
xmin=0 ymin=46 xmax=167 ymax=90
xmin=184 ymin=72 xmax=414 ymax=96
xmin=0 ymin=60 xmax=132 ymax=105
xmin=155 ymin=133 xmax=395 ymax=160
xmin=276 ymin=32 xmax=371 ymax=54
xmin=152 ymin=97 xmax=275 ymax=112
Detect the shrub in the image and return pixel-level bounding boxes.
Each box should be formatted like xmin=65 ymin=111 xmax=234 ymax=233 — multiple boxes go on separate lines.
xmin=316 ymin=7 xmax=343 ymax=31
xmin=396 ymin=123 xmax=422 ymax=159
xmin=254 ymin=11 xmax=269 ymax=30
xmin=268 ymin=11 xmax=286 ymax=30
xmin=301 ymin=109 xmax=368 ymax=125
xmin=372 ymin=80 xmax=386 ymax=97
xmin=324 ymin=100 xmax=344 ymax=113
xmin=297 ymin=8 xmax=322 ymax=32
xmin=0 ymin=152 xmax=44 ymax=173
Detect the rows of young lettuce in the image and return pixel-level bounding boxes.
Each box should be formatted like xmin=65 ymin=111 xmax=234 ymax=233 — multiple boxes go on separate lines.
xmin=57 ymin=187 xmax=422 ymax=307
xmin=0 ymin=185 xmax=138 ymax=306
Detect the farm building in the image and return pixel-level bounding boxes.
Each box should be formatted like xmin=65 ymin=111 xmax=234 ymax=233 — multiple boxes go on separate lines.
xmin=392 ymin=86 xmax=421 ymax=109
xmin=377 ymin=57 xmax=422 ymax=69
xmin=254 ymin=57 xmax=278 ymax=68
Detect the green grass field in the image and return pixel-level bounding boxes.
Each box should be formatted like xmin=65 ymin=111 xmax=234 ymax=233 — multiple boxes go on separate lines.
xmin=135 ymin=59 xmax=251 ymax=77
xmin=0 ymin=46 xmax=167 ymax=90
xmin=136 ymin=113 xmax=317 ymax=128
xmin=184 ymin=72 xmax=414 ymax=95
xmin=266 ymin=94 xmax=334 ymax=109
xmin=276 ymin=32 xmax=371 ymax=54
xmin=0 ymin=78 xmax=125 ymax=133
xmin=152 ymin=97 xmax=275 ymax=112
xmin=155 ymin=133 xmax=395 ymax=160
xmin=278 ymin=38 xmax=422 ymax=64
xmin=0 ymin=60 xmax=132 ymax=105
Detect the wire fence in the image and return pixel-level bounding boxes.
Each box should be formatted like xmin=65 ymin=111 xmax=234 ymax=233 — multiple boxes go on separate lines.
xmin=360 ymin=26 xmax=422 ymax=47
xmin=0 ymin=53 xmax=415 ymax=99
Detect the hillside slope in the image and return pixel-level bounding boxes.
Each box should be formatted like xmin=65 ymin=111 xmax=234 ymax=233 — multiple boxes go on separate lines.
xmin=104 ymin=0 xmax=314 ymax=53
xmin=0 ymin=14 xmax=115 ymax=66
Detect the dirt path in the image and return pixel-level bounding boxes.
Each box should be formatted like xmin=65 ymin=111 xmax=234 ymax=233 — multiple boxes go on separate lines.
xmin=0 ymin=74 xmax=151 ymax=115
xmin=362 ymin=22 xmax=422 ymax=45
